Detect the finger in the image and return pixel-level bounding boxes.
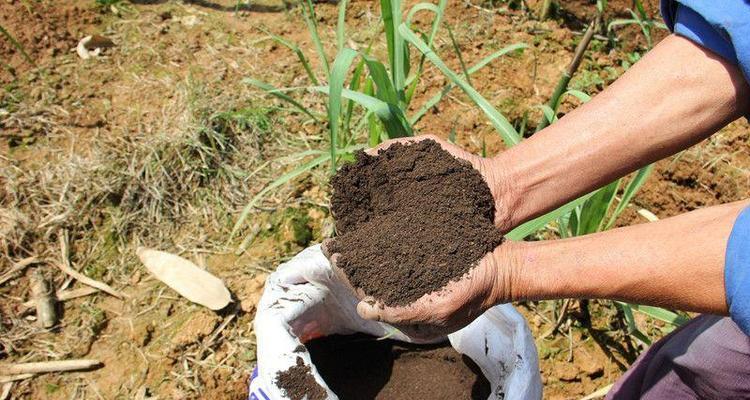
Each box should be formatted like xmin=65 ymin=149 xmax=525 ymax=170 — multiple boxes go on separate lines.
xmin=321 ymin=238 xmax=335 ymax=259
xmin=357 ymin=301 xmax=420 ymax=325
xmin=329 ymin=253 xmax=340 ymax=269
xmin=356 ymin=297 xmax=382 ymax=321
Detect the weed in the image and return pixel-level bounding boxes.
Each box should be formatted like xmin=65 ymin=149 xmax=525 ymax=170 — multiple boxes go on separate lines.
xmin=607 ymin=0 xmax=667 ymax=50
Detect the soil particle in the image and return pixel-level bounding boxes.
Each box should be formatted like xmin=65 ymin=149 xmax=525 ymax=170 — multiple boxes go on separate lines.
xmin=329 ymin=140 xmax=503 ymax=306
xmin=275 ymin=356 xmax=327 ymax=400
xmin=306 ymin=334 xmax=491 ymax=400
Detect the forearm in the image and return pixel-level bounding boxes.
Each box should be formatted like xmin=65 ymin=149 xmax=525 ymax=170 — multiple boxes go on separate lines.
xmin=501 ymin=200 xmax=750 ymax=314
xmin=490 ymin=35 xmax=750 ymax=231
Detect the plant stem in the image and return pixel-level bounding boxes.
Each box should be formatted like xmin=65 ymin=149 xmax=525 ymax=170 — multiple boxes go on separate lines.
xmin=535 ymin=18 xmax=598 ymax=133
xmin=539 ymin=0 xmax=552 ymax=20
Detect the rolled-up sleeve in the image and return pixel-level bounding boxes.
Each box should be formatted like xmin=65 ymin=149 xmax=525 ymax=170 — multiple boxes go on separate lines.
xmin=661 ymin=0 xmax=750 ymax=87
xmin=725 ymin=207 xmax=750 ymax=335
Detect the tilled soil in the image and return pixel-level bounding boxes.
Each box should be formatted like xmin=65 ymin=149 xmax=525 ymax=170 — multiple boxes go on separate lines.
xmin=304 ymin=334 xmax=491 ymax=400
xmin=329 ymin=140 xmax=503 ymax=306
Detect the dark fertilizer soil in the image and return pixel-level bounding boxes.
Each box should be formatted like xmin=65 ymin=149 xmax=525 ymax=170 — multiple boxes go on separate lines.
xmin=329 ymin=140 xmax=504 ymax=306
xmin=275 ymin=356 xmax=327 ymax=400
xmin=305 ymin=334 xmax=492 ymax=400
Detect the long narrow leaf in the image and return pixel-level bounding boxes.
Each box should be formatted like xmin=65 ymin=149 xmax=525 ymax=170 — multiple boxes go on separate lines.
xmin=447 ymin=25 xmax=472 ymax=86
xmin=0 ymin=24 xmax=33 ymax=65
xmin=229 ymin=153 xmax=330 ymax=242
xmin=380 ymin=0 xmax=396 ymax=77
xmin=313 ymin=86 xmax=412 ymax=139
xmin=404 ymin=1 xmax=445 ymax=46
xmin=559 ymin=89 xmax=592 ymax=109
xmin=577 ymin=180 xmax=620 ymax=235
xmin=390 ymin=0 xmax=406 ymax=101
xmin=343 ymin=57 xmax=366 ymax=142
xmin=258 ymin=27 xmax=319 ymax=85
xmin=302 ymin=0 xmax=331 ymax=79
xmin=400 ymin=23 xmax=522 ymax=146
xmin=605 ymin=164 xmax=653 ymax=229
xmin=328 ymin=48 xmax=359 ymax=172
xmin=616 ymin=302 xmax=690 ymax=326
xmin=618 ymin=303 xmax=652 ymax=346
xmin=506 ymin=191 xmax=597 ymax=240
xmin=410 ymin=43 xmax=528 ymax=125
xmin=243 ymin=78 xmax=321 ymax=122
xmin=336 ymin=0 xmax=349 ymax=52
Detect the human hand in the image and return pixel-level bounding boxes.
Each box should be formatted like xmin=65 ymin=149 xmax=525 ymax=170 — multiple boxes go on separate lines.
xmin=323 ymin=240 xmax=523 ymax=341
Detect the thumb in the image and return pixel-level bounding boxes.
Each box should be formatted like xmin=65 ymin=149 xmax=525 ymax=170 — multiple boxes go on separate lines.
xmin=356 ymin=297 xmax=382 ymax=321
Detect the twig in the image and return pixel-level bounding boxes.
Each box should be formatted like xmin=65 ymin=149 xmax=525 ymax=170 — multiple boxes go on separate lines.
xmin=0 ymin=257 xmax=38 ymax=286
xmin=1 ymin=359 xmax=102 ymax=375
xmin=535 ymin=17 xmax=600 ymax=133
xmin=0 ymin=383 xmax=11 ymax=400
xmin=30 ymin=268 xmax=57 ymax=328
xmin=57 ymin=233 xmax=127 ymax=299
xmin=0 ymin=374 xmax=34 ymax=384
xmin=540 ymin=298 xmax=572 ymax=339
xmin=55 ymin=262 xmax=127 ymax=299
xmin=22 ymin=287 xmax=100 ymax=308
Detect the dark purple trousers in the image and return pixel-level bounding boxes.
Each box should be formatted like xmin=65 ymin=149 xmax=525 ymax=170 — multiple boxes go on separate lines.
xmin=606 ymin=315 xmax=750 ymax=399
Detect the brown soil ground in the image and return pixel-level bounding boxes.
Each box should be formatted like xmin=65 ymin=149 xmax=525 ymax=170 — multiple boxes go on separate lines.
xmin=1 ymin=0 xmax=747 ymax=399
xmin=329 ymin=140 xmax=502 ymax=306
xmin=305 ymin=334 xmax=491 ymax=400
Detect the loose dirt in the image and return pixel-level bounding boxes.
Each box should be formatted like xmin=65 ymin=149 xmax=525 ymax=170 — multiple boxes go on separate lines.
xmin=329 ymin=140 xmax=504 ymax=306
xmin=275 ymin=356 xmax=327 ymax=400
xmin=304 ymin=334 xmax=491 ymax=400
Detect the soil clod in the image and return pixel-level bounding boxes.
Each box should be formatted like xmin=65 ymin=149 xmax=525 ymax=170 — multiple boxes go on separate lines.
xmin=329 ymin=140 xmax=503 ymax=306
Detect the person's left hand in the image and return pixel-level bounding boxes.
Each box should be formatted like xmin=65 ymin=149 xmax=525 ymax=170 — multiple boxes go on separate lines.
xmin=323 ymin=240 xmax=522 ymax=341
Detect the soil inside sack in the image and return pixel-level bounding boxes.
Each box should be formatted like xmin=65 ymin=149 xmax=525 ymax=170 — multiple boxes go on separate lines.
xmin=304 ymin=334 xmax=491 ymax=400
xmin=329 ymin=139 xmax=504 ymax=306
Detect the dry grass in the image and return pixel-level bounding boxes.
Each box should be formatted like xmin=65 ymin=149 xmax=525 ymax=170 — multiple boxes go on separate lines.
xmin=0 ymin=2 xmax=333 ymax=398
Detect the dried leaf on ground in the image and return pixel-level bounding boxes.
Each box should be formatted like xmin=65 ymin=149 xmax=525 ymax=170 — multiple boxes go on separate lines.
xmin=136 ymin=247 xmax=232 ymax=310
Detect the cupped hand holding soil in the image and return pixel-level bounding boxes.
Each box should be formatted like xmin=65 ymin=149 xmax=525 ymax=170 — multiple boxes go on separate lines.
xmin=325 ymin=139 xmax=518 ymax=338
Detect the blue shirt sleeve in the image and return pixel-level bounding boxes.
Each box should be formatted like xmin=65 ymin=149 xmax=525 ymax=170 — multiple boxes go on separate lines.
xmin=661 ymin=0 xmax=750 ymax=88
xmin=725 ymin=207 xmax=750 ymax=336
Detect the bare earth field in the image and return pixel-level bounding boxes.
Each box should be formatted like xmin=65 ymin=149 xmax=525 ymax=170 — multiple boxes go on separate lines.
xmin=1 ymin=1 xmax=748 ymax=399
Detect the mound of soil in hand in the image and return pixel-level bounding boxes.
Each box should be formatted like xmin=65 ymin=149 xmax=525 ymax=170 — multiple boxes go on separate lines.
xmin=329 ymin=140 xmax=503 ymax=306
xmin=275 ymin=356 xmax=327 ymax=400
xmin=306 ymin=334 xmax=491 ymax=400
